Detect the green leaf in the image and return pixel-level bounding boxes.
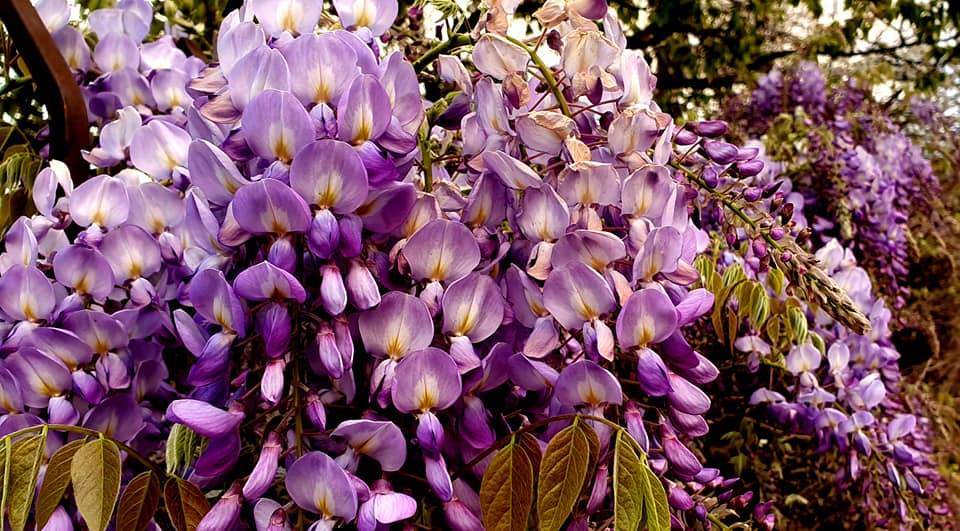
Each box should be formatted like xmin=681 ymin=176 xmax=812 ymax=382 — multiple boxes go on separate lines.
xmin=480 ymin=436 xmax=535 ymax=531
xmin=117 ymin=472 xmax=162 ymax=531
xmin=35 ymin=438 xmax=85 ymax=528
xmin=721 ymin=263 xmax=745 ymax=289
xmin=0 ymin=437 xmax=10 ymax=530
xmin=767 ymin=267 xmax=786 ymax=296
xmin=7 ymin=432 xmax=46 ymax=531
xmin=613 ymin=431 xmax=645 ymax=531
xmin=537 ymin=418 xmax=598 ymax=531
xmin=639 ymin=464 xmax=671 ymax=531
xmin=786 ymin=306 xmax=808 ymax=343
xmin=751 ymin=288 xmax=770 ymax=328
xmin=809 ymin=331 xmax=826 ymax=353
xmin=71 ymin=438 xmax=122 ymax=531
xmin=164 ymin=476 xmax=210 ymax=531
xmin=693 ymin=255 xmax=715 ymax=285
xmin=166 ymin=424 xmax=203 ymax=476
xmin=165 ymin=424 xmax=184 ymax=476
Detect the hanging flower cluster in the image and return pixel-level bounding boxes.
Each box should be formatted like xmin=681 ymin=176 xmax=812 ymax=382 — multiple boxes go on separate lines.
xmin=0 ymin=1 xmax=949 ymax=530
xmin=689 ymin=136 xmax=954 ymax=527
xmin=734 ymin=62 xmax=939 ymax=309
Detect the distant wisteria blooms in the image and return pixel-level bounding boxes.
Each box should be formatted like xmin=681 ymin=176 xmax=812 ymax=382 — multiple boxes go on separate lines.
xmin=742 ymin=63 xmax=939 ymax=308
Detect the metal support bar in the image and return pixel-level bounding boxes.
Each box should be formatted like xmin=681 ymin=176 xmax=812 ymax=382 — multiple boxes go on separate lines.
xmin=0 ymin=0 xmax=89 ymax=181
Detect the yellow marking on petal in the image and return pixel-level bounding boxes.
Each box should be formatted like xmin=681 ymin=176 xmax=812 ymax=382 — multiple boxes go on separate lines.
xmin=164 ymin=150 xmax=179 ymax=170
xmin=580 ymin=384 xmax=600 ymax=406
xmin=415 ymin=375 xmax=439 ymax=411
xmin=386 ymin=335 xmax=405 ymax=360
xmin=352 ymin=119 xmax=372 ymax=145
xmin=429 ymin=262 xmax=447 ymax=282
xmin=129 ymin=261 xmax=142 ymax=279
xmin=317 ymin=493 xmax=333 ymax=517
xmin=636 ymin=316 xmax=656 ymax=346
xmin=271 ymin=219 xmax=289 ymax=234
xmin=224 ymin=178 xmax=240 ymax=194
xmin=281 ymin=11 xmax=298 ymax=33
xmin=151 ymin=217 xmax=166 ymax=234
xmin=316 ymin=177 xmax=340 ymax=209
xmin=274 ymin=137 xmax=293 ymax=162
xmin=356 ymin=0 xmax=373 ymax=27
xmin=22 ymin=302 xmax=36 ymax=321
xmin=75 ymin=275 xmax=89 ymax=294
xmin=40 ymin=381 xmax=58 ymax=397
xmin=95 ymin=339 xmax=109 ymax=355
xmin=313 ymin=80 xmax=331 ymax=104
xmin=455 ymin=311 xmax=477 ymax=336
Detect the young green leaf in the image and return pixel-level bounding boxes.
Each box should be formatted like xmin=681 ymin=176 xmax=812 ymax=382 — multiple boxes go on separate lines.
xmin=480 ymin=436 xmax=535 ymax=531
xmin=71 ymin=438 xmax=122 ymax=531
xmin=8 ymin=433 xmax=47 ymax=531
xmin=767 ymin=267 xmax=786 ymax=296
xmin=613 ymin=430 xmax=645 ymax=531
xmin=537 ymin=418 xmax=598 ymax=531
xmin=118 ymin=471 xmax=162 ymax=531
xmin=35 ymin=438 xmax=86 ymax=529
xmin=0 ymin=437 xmax=11 ymax=530
xmin=639 ymin=464 xmax=671 ymax=531
xmin=165 ymin=425 xmax=183 ymax=476
xmin=164 ymin=476 xmax=211 ymax=531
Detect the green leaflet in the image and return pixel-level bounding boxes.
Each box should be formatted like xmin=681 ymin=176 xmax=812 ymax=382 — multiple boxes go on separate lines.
xmin=117 ymin=471 xmax=162 ymax=531
xmin=0 ymin=437 xmax=10 ymax=530
xmin=7 ymin=433 xmax=46 ymax=531
xmin=536 ymin=418 xmax=598 ymax=531
xmin=767 ymin=267 xmax=786 ymax=296
xmin=619 ymin=431 xmax=670 ymax=531
xmin=166 ymin=424 xmax=203 ymax=476
xmin=612 ymin=431 xmax=645 ymax=531
xmin=479 ymin=435 xmax=535 ymax=531
xmin=639 ymin=462 xmax=671 ymax=531
xmin=786 ymin=305 xmax=809 ymax=343
xmin=71 ymin=438 xmax=122 ymax=531
xmin=164 ymin=476 xmax=210 ymax=531
xmin=35 ymin=438 xmax=86 ymax=529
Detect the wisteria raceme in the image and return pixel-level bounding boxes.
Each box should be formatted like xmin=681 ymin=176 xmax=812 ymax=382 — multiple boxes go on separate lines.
xmin=737 ymin=62 xmax=939 ymax=308
xmin=694 ymin=142 xmax=952 ymax=528
xmin=0 ymin=0 xmax=948 ymax=529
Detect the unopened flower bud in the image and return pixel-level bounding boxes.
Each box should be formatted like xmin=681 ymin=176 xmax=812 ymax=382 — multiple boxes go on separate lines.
xmin=345 ymin=259 xmax=380 ymax=310
xmin=674 ymin=128 xmax=699 ymax=145
xmin=243 ymin=432 xmax=282 ymax=500
xmin=320 ymin=265 xmax=347 ymax=315
xmin=338 ymin=214 xmax=363 ymax=258
xmin=737 ymin=159 xmax=764 ymax=177
xmin=743 ymin=186 xmax=762 ymax=202
xmin=268 ymin=236 xmax=297 ymax=272
xmin=752 ymin=239 xmax=768 ymax=258
xmin=693 ymin=120 xmax=728 ymax=137
xmin=305 ymin=391 xmax=327 ymax=429
xmin=308 ymin=209 xmax=340 ymax=259
xmin=703 ymin=141 xmax=738 ymax=165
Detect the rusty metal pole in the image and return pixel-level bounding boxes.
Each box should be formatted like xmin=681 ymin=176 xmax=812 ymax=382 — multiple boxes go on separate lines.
xmin=0 ymin=0 xmax=89 ymax=182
